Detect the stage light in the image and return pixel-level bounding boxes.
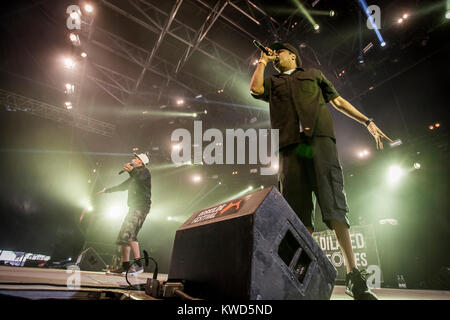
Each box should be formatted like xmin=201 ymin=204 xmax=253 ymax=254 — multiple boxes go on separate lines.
xmin=69 ymin=33 xmax=77 ymax=42
xmin=172 ymin=144 xmax=181 ymax=151
xmin=403 ymin=13 xmax=409 ymax=19
xmin=381 ymin=41 xmax=386 ymax=47
xmin=65 ymin=101 xmax=73 ymax=110
xmin=358 ymin=150 xmax=370 ymax=158
xmin=329 ymin=10 xmax=335 ymax=17
xmin=87 ymin=205 xmax=93 ymax=212
xmin=108 ymin=207 xmax=121 ymax=219
xmin=64 ymin=57 xmax=75 ymax=69
xmin=204 ymin=110 xmax=207 ymax=114
xmin=192 ymin=175 xmax=201 ymax=183
xmin=435 ymin=123 xmax=440 ymax=128
xmin=429 ymin=125 xmax=434 ymax=130
xmin=176 ymin=99 xmax=184 ymax=105
xmin=218 ymin=181 xmax=222 ymax=185
xmin=248 ymin=186 xmax=253 ymax=191
xmin=193 ymin=113 xmax=197 ymax=118
xmin=81 ymin=52 xmax=87 ymax=58
xmin=260 ymin=185 xmax=264 ymax=189
xmin=414 ymin=163 xmax=421 ymax=170
xmin=167 ymin=216 xmax=172 ymax=221
xmin=65 ymin=83 xmax=74 ymax=94
xmin=253 ymin=59 xmax=259 ymax=66
xmin=195 ymin=94 xmax=203 ymax=99
xmin=314 ymin=24 xmax=320 ymax=30
xmin=446 ymin=10 xmax=450 ymax=19
xmin=398 ymin=18 xmax=404 ymax=24
xmin=85 ymin=4 xmax=94 ymax=13
xmin=388 ymin=166 xmax=405 ymax=184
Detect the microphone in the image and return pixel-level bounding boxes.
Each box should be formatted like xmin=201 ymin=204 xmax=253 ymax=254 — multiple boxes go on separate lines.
xmin=118 ymin=162 xmax=133 ymax=175
xmin=143 ymin=250 xmax=149 ymax=267
xmin=253 ymin=40 xmax=270 ymax=55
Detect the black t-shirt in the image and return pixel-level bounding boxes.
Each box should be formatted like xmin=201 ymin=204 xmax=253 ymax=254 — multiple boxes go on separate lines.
xmin=251 ymin=67 xmax=340 ymax=149
xmin=105 ymin=166 xmax=152 ymax=212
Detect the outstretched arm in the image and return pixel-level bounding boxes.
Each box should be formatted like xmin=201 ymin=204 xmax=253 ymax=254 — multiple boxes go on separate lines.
xmin=104 ymin=177 xmax=132 ymax=193
xmin=330 ymin=96 xmax=393 ymax=150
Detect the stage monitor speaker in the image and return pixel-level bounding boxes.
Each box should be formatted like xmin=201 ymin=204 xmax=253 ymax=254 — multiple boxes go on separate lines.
xmin=75 ymin=247 xmax=107 ymax=272
xmin=168 ymin=186 xmax=337 ymax=300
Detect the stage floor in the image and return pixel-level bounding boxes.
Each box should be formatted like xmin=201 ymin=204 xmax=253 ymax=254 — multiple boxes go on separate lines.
xmin=0 ymin=266 xmax=449 ymax=300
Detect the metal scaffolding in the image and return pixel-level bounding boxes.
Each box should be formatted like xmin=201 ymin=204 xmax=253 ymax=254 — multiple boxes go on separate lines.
xmin=0 ymin=89 xmax=115 ymax=137
xmin=76 ymin=0 xmax=286 ymax=112
xmin=101 ymin=0 xmax=249 ymax=74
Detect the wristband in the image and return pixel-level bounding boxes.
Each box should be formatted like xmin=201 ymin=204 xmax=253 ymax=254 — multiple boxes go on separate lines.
xmin=258 ymin=60 xmax=267 ymax=67
xmin=365 ymin=118 xmax=374 ymax=126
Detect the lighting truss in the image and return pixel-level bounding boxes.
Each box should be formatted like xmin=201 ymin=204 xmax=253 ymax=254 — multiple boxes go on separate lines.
xmin=0 ymin=89 xmax=115 ymax=137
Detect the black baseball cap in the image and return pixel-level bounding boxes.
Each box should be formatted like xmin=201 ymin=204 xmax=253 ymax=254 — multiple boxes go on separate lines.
xmin=269 ymin=42 xmax=302 ymax=67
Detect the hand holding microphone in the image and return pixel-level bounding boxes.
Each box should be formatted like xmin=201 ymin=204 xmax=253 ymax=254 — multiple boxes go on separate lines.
xmin=253 ymin=40 xmax=277 ymax=66
xmin=119 ymin=162 xmax=134 ymax=175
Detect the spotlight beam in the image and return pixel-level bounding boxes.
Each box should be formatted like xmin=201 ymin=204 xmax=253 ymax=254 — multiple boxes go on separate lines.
xmin=140 ymin=110 xmax=198 ymax=118
xmin=185 ymin=182 xmax=222 ymax=213
xmin=291 ymin=0 xmax=318 ymax=29
xmin=358 ymin=0 xmax=386 ymax=47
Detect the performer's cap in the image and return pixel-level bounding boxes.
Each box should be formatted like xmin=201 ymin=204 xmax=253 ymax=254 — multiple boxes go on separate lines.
xmin=269 ymin=42 xmax=302 ymax=67
xmin=134 ymin=153 xmax=150 ymax=166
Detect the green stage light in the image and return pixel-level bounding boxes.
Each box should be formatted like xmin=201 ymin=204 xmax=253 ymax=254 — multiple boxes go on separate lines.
xmin=414 ymin=163 xmax=421 ymax=170
xmin=108 ymin=206 xmax=122 ymax=219
xmin=292 ymin=0 xmax=319 ymax=30
xmin=388 ymin=166 xmax=405 ymax=184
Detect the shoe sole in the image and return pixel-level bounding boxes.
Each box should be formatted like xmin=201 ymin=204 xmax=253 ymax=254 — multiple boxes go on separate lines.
xmin=106 ymin=271 xmax=126 ymax=276
xmin=127 ymin=269 xmax=144 ymax=275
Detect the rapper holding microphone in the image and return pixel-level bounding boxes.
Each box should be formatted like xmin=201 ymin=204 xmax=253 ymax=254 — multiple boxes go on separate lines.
xmin=250 ymin=42 xmax=392 ymax=300
xmin=96 ymin=153 xmax=151 ymax=275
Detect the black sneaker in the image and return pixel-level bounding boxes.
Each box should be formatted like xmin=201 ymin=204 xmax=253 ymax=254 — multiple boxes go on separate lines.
xmin=345 ymin=268 xmax=378 ymax=300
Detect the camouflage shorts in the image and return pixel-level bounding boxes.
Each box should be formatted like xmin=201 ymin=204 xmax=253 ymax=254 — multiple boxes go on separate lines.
xmin=116 ymin=207 xmax=148 ymax=246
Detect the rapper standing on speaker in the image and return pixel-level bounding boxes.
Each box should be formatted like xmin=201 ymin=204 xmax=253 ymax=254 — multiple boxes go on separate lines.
xmin=250 ymin=42 xmax=392 ymax=300
xmin=97 ymin=153 xmax=151 ymax=275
